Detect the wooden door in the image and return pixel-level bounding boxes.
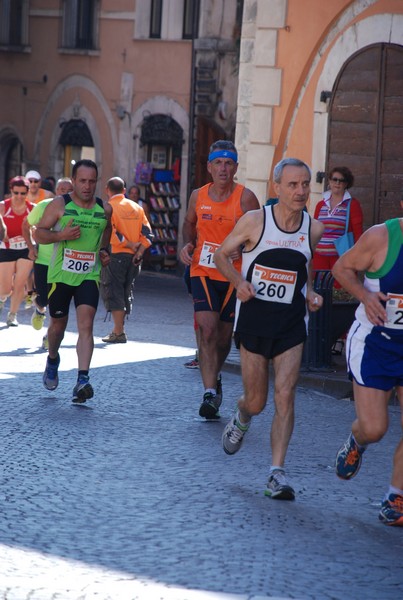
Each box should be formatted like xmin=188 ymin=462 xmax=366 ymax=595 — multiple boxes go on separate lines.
xmin=326 ymin=43 xmax=403 ymax=228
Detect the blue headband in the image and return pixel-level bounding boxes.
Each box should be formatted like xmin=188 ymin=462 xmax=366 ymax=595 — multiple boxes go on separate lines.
xmin=208 ymin=149 xmax=238 ymax=163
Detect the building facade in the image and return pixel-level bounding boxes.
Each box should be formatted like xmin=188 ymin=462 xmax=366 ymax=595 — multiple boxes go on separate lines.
xmin=0 ymin=0 xmax=242 ymax=261
xmin=2 ymin=0 xmax=400 ymax=255
xmin=236 ymin=0 xmax=403 ymax=226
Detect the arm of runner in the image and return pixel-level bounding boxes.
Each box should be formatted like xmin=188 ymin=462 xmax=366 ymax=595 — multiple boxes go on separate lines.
xmin=180 ymin=190 xmax=198 ymax=265
xmin=0 ymin=212 xmax=6 ymax=241
xmin=214 ymin=211 xmax=260 ymax=302
xmin=21 ymin=216 xmax=38 ymax=261
xmin=226 ymin=189 xmax=260 ymax=261
xmin=332 ymin=224 xmax=389 ymax=326
xmin=35 ymin=197 xmax=81 ymax=244
xmin=306 ymin=218 xmax=325 ymax=312
xmin=240 ymin=187 xmax=260 ymax=213
xmin=99 ymin=201 xmax=113 ymax=267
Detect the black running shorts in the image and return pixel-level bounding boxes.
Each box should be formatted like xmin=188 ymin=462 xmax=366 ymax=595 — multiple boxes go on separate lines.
xmin=48 ymin=279 xmax=99 ymax=318
xmin=190 ymin=276 xmax=236 ymax=322
xmin=234 ymin=329 xmax=306 ymax=360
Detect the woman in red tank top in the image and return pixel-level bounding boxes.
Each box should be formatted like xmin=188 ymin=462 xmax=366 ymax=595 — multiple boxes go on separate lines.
xmin=0 ymin=176 xmax=34 ymax=326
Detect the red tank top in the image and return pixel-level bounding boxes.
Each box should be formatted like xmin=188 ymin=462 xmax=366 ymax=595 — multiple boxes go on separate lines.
xmin=191 ymin=183 xmax=244 ymax=281
xmin=1 ymin=199 xmax=34 ymax=250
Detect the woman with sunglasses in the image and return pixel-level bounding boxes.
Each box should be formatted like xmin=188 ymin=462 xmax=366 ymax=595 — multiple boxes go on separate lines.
xmin=312 ymin=166 xmax=363 ymax=282
xmin=0 ymin=176 xmax=35 ymax=326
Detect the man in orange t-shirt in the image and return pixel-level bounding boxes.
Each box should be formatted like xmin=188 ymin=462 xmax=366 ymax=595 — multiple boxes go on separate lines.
xmin=101 ymin=177 xmax=153 ymax=343
xmin=180 ymin=140 xmax=260 ymax=419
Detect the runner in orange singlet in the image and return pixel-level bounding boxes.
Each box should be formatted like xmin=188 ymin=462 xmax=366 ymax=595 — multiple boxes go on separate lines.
xmin=180 ymin=140 xmax=260 ymax=419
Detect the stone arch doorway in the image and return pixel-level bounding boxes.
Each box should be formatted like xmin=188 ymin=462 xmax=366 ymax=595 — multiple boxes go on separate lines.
xmin=326 ymin=43 xmax=403 ymax=228
xmin=140 ymin=113 xmax=184 ymax=171
xmin=58 ymin=118 xmax=95 ymax=175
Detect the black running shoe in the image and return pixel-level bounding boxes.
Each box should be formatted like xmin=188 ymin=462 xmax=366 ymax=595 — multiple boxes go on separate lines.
xmin=72 ymin=376 xmax=94 ymax=404
xmin=199 ymin=392 xmax=220 ymax=419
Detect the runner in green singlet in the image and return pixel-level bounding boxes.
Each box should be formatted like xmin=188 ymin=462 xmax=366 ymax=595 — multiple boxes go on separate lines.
xmin=22 ymin=178 xmax=74 ymax=348
xmin=35 ymin=160 xmax=112 ymax=403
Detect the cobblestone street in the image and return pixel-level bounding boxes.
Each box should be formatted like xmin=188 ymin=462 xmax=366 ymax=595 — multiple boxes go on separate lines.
xmin=0 ymin=271 xmax=401 ymax=600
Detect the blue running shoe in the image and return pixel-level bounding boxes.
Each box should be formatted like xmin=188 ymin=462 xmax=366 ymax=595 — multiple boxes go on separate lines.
xmin=72 ymin=375 xmax=94 ymax=404
xmin=43 ymin=355 xmax=60 ymax=391
xmin=379 ymin=494 xmax=403 ymax=526
xmin=335 ymin=433 xmax=366 ymax=480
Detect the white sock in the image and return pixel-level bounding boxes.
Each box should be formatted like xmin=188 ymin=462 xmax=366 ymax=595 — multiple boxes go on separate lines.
xmin=270 ymin=466 xmax=284 ymax=474
xmin=204 ymin=388 xmax=215 ymax=396
xmin=236 ymin=410 xmax=251 ymax=427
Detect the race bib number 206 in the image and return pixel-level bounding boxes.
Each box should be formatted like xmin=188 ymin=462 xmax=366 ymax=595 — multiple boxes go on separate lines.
xmin=252 ymin=264 xmax=297 ymax=304
xmin=62 ymin=248 xmax=96 ymax=273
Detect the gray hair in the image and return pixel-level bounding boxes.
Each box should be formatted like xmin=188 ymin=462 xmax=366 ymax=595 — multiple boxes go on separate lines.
xmin=273 ymin=158 xmax=311 ymax=183
xmin=209 ymin=139 xmax=237 ymax=154
xmin=56 ymin=177 xmax=72 ymax=185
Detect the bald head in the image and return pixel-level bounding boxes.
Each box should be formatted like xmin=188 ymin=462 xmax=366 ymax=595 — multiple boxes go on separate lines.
xmin=106 ymin=177 xmax=125 ymax=196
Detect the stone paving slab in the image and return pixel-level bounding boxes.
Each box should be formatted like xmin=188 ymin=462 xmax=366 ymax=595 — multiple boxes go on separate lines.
xmin=0 ymin=272 xmax=401 ymax=600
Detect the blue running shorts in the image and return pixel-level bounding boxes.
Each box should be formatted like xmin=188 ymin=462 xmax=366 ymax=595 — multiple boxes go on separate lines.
xmin=347 ymin=320 xmax=403 ymax=391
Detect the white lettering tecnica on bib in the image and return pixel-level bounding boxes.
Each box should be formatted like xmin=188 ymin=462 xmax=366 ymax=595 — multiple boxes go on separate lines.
xmin=199 ymin=241 xmax=220 ymax=269
xmin=385 ymin=293 xmax=403 ymax=329
xmin=9 ymin=235 xmax=27 ymax=250
xmin=62 ymin=248 xmax=96 ymax=273
xmin=252 ymin=264 xmax=297 ymax=304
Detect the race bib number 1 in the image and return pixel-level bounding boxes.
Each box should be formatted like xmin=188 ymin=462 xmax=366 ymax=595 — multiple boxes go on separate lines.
xmin=9 ymin=235 xmax=27 ymax=250
xmin=199 ymin=241 xmax=220 ymax=269
xmin=386 ymin=293 xmax=403 ymax=329
xmin=62 ymin=248 xmax=96 ymax=273
xmin=252 ymin=264 xmax=297 ymax=304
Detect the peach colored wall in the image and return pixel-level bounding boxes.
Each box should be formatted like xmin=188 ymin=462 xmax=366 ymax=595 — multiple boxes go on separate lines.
xmin=129 ymin=40 xmax=192 ymax=112
xmin=0 ymin=5 xmax=192 ymax=192
xmin=262 ymin=0 xmax=403 ymax=200
xmin=272 ymin=1 xmax=350 ymax=166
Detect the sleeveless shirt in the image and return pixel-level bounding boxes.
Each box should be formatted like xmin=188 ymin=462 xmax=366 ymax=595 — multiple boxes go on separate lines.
xmin=355 ymin=218 xmax=403 ymax=335
xmin=191 ymin=182 xmax=244 ymax=281
xmin=27 ymin=199 xmax=54 ymax=265
xmin=0 ymin=199 xmax=34 ymax=250
xmin=48 ymin=194 xmax=107 ymax=286
xmin=235 ymin=205 xmax=313 ymax=338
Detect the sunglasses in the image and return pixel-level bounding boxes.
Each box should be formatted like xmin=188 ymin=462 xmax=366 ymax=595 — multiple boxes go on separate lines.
xmin=13 ymin=191 xmax=27 ymax=195
xmin=330 ymin=177 xmax=346 ymax=184
xmin=29 ymin=179 xmax=39 ymax=183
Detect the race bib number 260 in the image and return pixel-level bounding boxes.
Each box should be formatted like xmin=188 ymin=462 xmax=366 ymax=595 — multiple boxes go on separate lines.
xmin=252 ymin=264 xmax=297 ymax=304
xmin=62 ymin=248 xmax=96 ymax=273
